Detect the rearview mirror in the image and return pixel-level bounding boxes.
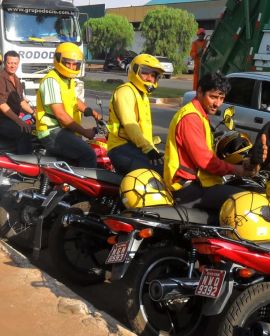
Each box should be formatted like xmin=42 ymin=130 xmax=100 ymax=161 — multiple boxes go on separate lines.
xmin=223 ymin=106 xmax=235 ymax=130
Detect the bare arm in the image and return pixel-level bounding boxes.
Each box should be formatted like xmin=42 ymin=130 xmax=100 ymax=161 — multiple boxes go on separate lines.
xmin=50 ymin=103 xmax=95 ymax=139
xmin=20 ymin=100 xmax=35 ymax=115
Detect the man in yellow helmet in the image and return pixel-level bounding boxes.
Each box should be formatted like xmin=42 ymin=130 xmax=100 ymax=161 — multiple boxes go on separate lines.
xmin=164 ymin=72 xmax=267 ymax=210
xmin=36 ymin=42 xmax=100 ymax=167
xmin=107 ymin=53 xmax=164 ymax=175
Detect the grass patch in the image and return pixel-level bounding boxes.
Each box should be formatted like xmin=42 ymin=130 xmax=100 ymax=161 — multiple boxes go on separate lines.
xmin=84 ymin=79 xmax=185 ymax=98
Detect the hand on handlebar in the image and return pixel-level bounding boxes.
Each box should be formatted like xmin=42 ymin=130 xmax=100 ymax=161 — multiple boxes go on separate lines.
xmin=84 ymin=107 xmax=102 ymax=120
xmin=147 ymin=149 xmax=164 ymax=166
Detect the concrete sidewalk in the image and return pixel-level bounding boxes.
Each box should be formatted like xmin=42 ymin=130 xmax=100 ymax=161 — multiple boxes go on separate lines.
xmin=0 ymin=241 xmax=136 ymax=336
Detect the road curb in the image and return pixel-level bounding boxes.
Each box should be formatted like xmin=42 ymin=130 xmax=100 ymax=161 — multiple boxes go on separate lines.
xmin=0 ymin=240 xmax=137 ymax=336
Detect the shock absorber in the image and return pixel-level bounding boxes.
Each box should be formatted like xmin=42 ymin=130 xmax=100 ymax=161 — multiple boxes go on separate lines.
xmin=40 ymin=174 xmax=50 ymax=195
xmin=188 ymin=248 xmax=197 ymax=278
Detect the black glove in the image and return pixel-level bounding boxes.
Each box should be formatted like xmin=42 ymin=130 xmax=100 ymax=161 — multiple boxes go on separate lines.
xmin=147 ymin=149 xmax=164 ymax=166
xmin=84 ymin=107 xmax=93 ymax=117
xmin=250 ymin=122 xmax=270 ymax=165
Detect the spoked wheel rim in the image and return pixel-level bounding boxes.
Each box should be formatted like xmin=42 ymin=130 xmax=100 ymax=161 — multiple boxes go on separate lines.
xmin=138 ymin=256 xmax=203 ymax=336
xmin=59 ymin=223 xmax=105 ymax=277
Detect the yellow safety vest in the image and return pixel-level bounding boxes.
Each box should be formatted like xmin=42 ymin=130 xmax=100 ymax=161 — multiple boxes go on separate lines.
xmin=164 ymin=101 xmax=222 ymax=190
xmin=36 ymin=69 xmax=81 ymax=139
xmin=107 ymin=82 xmax=154 ymax=151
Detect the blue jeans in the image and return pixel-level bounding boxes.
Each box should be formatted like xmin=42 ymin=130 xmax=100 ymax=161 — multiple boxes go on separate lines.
xmin=40 ymin=128 xmax=97 ymax=168
xmin=174 ymin=181 xmax=244 ymax=210
xmin=0 ymin=118 xmax=32 ymax=154
xmin=108 ymin=142 xmax=163 ymax=176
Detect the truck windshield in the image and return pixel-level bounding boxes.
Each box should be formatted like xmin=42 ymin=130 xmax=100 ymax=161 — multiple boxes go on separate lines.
xmin=4 ymin=11 xmax=81 ymax=43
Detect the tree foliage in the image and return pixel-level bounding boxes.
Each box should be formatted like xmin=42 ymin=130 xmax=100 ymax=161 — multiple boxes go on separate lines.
xmin=140 ymin=7 xmax=197 ymax=73
xmin=84 ymin=14 xmax=134 ymax=58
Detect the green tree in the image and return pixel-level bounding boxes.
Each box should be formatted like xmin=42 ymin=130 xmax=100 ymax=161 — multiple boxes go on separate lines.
xmin=84 ymin=14 xmax=134 ymax=58
xmin=140 ymin=7 xmax=197 ymax=73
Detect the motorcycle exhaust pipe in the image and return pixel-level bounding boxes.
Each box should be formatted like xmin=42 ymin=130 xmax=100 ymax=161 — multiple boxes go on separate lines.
xmin=15 ymin=191 xmax=70 ymax=208
xmin=62 ymin=213 xmax=111 ymax=236
xmin=149 ymin=278 xmax=199 ymax=302
xmin=250 ymin=322 xmax=270 ymax=336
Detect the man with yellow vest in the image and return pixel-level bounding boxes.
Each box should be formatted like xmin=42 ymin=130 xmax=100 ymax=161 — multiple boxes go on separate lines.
xmin=164 ymin=72 xmax=264 ymax=210
xmin=36 ymin=42 xmax=100 ymax=168
xmin=107 ymin=54 xmax=164 ymax=175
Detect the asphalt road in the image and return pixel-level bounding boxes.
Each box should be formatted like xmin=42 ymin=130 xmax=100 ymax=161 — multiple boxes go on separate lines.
xmin=86 ymin=69 xmax=193 ymax=91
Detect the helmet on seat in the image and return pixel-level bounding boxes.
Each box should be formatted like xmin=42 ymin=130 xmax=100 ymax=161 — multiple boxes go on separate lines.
xmin=215 ymin=131 xmax=252 ymax=164
xmin=54 ymin=42 xmax=83 ymax=78
xmin=120 ymin=168 xmax=174 ymax=208
xmin=128 ymin=54 xmax=164 ymax=93
xmin=219 ymin=191 xmax=270 ymax=242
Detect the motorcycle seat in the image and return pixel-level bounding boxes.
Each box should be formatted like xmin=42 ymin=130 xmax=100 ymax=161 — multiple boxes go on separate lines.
xmin=70 ymin=167 xmax=122 ymax=185
xmin=4 ymin=153 xmax=58 ymax=165
xmin=126 ymin=205 xmax=218 ymax=226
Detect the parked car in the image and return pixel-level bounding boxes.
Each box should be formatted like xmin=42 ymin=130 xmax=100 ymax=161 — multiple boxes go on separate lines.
xmin=182 ymin=72 xmax=270 ymax=142
xmin=104 ymin=49 xmax=137 ymax=72
xmin=155 ymin=56 xmax=174 ymax=79
xmin=183 ymin=56 xmax=194 ymax=74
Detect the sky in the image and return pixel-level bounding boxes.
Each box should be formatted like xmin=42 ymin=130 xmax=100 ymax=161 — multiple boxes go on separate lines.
xmin=73 ymin=0 xmax=149 ymax=9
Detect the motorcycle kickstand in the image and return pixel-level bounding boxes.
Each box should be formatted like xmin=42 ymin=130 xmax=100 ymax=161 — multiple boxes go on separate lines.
xmin=32 ymin=189 xmax=67 ymax=260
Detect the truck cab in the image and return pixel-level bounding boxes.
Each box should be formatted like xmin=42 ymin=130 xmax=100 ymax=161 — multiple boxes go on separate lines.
xmin=0 ymin=0 xmax=85 ymax=106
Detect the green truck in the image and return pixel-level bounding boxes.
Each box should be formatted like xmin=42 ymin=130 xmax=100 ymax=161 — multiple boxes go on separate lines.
xmin=200 ymin=0 xmax=270 ymax=77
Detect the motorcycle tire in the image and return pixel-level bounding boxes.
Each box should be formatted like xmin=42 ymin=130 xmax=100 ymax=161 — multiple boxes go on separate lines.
xmin=125 ymin=246 xmax=205 ymax=336
xmin=218 ymin=282 xmax=270 ymax=336
xmin=48 ymin=207 xmax=107 ymax=286
xmin=0 ymin=181 xmax=42 ymax=250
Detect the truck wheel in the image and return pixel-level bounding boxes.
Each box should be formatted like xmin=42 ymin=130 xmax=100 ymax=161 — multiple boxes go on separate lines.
xmin=0 ymin=181 xmax=41 ymax=250
xmin=125 ymin=246 xmax=204 ymax=336
xmin=48 ymin=208 xmax=107 ymax=285
xmin=218 ymin=282 xmax=270 ymax=336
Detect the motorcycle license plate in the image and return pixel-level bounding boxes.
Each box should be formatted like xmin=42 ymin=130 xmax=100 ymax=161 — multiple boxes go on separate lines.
xmin=105 ymin=241 xmax=129 ymax=264
xmin=195 ymin=268 xmax=226 ymax=299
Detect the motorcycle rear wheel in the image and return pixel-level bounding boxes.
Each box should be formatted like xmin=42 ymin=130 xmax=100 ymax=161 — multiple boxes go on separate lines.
xmin=48 ymin=208 xmax=107 ymax=286
xmin=125 ymin=246 xmax=204 ymax=336
xmin=0 ymin=181 xmax=41 ymax=249
xmin=218 ymin=282 xmax=270 ymax=336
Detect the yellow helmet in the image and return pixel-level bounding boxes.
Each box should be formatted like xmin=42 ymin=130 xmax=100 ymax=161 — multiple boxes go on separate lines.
xmin=219 ymin=191 xmax=270 ymax=242
xmin=215 ymin=131 xmax=252 ymax=164
xmin=128 ymin=54 xmax=164 ymax=93
xmin=120 ymin=168 xmax=174 ymax=209
xmin=54 ymin=42 xmax=83 ymax=78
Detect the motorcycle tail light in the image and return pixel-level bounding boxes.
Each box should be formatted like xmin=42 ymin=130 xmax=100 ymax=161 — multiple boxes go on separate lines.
xmin=104 ymin=218 xmax=134 ymax=233
xmin=236 ymin=268 xmax=255 ymax=278
xmin=195 ymin=243 xmax=222 ymax=255
xmin=107 ymin=235 xmax=118 ymax=245
xmin=138 ymin=228 xmax=153 ymax=239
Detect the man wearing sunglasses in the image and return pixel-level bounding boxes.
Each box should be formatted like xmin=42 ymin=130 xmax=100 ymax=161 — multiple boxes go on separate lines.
xmin=107 ymin=53 xmax=164 ymax=175
xmin=36 ymin=42 xmax=100 ymax=167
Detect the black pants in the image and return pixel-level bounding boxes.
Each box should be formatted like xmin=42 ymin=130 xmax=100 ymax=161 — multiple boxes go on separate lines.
xmin=0 ymin=118 xmax=32 ymax=154
xmin=174 ymin=181 xmax=244 ymax=210
xmin=40 ymin=128 xmax=97 ymax=168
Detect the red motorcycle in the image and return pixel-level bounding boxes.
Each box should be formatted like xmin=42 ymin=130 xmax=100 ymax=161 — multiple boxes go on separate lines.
xmin=146 ymin=190 xmax=270 ymax=336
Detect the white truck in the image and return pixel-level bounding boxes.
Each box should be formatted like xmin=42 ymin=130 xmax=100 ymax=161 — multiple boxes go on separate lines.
xmin=0 ymin=0 xmax=87 ymax=105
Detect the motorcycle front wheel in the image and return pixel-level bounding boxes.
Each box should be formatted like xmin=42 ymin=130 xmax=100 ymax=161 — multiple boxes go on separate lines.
xmin=125 ymin=246 xmax=204 ymax=336
xmin=218 ymin=282 xmax=270 ymax=336
xmin=48 ymin=208 xmax=108 ymax=286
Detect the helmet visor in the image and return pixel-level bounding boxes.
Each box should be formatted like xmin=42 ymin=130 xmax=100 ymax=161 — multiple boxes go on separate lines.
xmin=61 ymin=57 xmax=82 ymax=71
xmin=139 ymin=65 xmax=161 ymax=82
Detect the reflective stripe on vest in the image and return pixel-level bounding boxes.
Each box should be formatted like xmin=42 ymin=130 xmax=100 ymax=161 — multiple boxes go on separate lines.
xmin=164 ymin=101 xmax=222 ymax=191
xmin=36 ymin=69 xmax=80 ymax=139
